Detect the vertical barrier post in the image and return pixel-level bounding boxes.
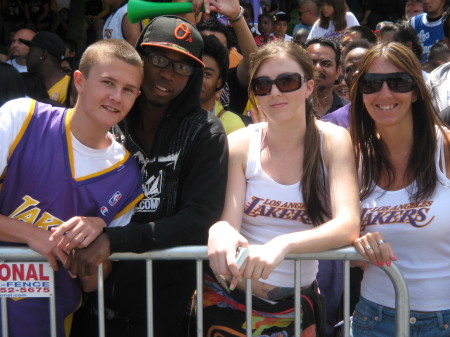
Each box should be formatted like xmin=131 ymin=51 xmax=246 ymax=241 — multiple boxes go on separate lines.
xmin=50 ymin=270 xmax=57 ymax=337
xmin=245 ymin=279 xmax=252 ymax=337
xmin=146 ymin=260 xmax=153 ymax=337
xmin=343 ymin=260 xmax=350 ymax=337
xmin=294 ymin=260 xmax=301 ymax=337
xmin=196 ymin=260 xmax=203 ymax=337
xmin=97 ymin=263 xmax=105 ymax=337
xmin=383 ymin=264 xmax=410 ymax=337
xmin=1 ymin=297 xmax=8 ymax=337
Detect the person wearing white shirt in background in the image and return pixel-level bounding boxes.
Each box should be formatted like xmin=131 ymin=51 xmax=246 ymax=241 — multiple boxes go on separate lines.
xmin=273 ymin=11 xmax=293 ymax=41
xmin=307 ymin=0 xmax=359 ymax=43
xmin=7 ymin=28 xmax=36 ymax=73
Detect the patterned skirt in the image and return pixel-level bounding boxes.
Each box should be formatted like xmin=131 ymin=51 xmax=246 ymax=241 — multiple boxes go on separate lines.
xmin=202 ymin=273 xmax=326 ymax=337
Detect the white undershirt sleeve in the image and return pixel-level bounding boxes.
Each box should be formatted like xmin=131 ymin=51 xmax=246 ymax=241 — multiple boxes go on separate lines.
xmin=0 ymin=98 xmax=33 ymax=176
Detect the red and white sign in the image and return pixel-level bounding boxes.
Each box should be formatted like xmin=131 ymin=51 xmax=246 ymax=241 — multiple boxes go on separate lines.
xmin=0 ymin=262 xmax=54 ymax=298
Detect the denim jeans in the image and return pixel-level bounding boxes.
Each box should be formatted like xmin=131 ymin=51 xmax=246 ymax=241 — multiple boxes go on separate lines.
xmin=351 ymin=296 xmax=450 ymax=337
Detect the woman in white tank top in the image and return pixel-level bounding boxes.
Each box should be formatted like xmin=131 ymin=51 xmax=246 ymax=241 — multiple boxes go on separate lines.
xmin=350 ymin=42 xmax=450 ymax=336
xmin=205 ymin=40 xmax=360 ymax=336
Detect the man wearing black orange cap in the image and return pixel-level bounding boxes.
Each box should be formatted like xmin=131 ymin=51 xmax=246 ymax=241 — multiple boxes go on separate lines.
xmin=21 ymin=31 xmax=70 ymax=105
xmin=63 ymin=15 xmax=228 ymax=337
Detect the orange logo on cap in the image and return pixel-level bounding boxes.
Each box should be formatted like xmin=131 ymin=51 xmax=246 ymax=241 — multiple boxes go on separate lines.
xmin=174 ymin=23 xmax=192 ymax=43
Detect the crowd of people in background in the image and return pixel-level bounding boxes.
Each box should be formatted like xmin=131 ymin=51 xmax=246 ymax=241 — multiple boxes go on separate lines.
xmin=2 ymin=0 xmax=450 ymax=336
xmin=2 ymin=0 xmax=450 ymax=117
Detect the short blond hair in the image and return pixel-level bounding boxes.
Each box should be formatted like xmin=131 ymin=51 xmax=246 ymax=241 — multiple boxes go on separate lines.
xmin=79 ymin=39 xmax=143 ymax=77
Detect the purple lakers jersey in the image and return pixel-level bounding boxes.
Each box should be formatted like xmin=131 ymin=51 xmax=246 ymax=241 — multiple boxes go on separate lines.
xmin=0 ymin=100 xmax=143 ymax=337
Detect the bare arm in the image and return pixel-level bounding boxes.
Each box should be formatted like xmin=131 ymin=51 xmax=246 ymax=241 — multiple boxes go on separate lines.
xmin=284 ymin=122 xmax=360 ymax=253
xmin=122 ymin=14 xmax=141 ymax=46
xmin=232 ymin=13 xmax=257 ymax=89
xmin=0 ymin=214 xmax=67 ymax=270
xmin=216 ymin=0 xmax=257 ymax=88
xmin=191 ymin=0 xmax=257 ymax=87
xmin=96 ymin=0 xmax=110 ymax=19
xmin=38 ymin=2 xmax=50 ymax=23
xmin=361 ymin=10 xmax=371 ymax=25
xmin=208 ymin=128 xmax=250 ymax=287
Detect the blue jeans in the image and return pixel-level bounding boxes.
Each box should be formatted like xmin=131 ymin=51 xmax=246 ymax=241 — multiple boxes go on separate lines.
xmin=351 ymin=297 xmax=450 ymax=337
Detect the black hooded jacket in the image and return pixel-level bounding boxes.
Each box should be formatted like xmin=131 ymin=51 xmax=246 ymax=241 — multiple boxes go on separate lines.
xmin=103 ymin=66 xmax=228 ymax=331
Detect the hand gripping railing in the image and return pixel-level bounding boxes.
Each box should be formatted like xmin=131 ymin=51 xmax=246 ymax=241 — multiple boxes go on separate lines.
xmin=0 ymin=246 xmax=410 ymax=337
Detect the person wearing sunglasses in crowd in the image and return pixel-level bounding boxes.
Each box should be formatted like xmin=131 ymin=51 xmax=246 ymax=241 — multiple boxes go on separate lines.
xmin=350 ymin=42 xmax=450 ymax=336
xmin=333 ymin=73 xmax=349 ymax=101
xmin=205 ymin=40 xmax=360 ymax=337
xmin=324 ymin=39 xmax=373 ymax=129
xmin=293 ymin=0 xmax=319 ymax=35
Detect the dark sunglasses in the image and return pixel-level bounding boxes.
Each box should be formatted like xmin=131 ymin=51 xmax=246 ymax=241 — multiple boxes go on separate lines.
xmin=251 ymin=72 xmax=306 ymax=96
xmin=334 ymin=75 xmax=344 ymax=85
xmin=360 ymin=72 xmax=415 ymax=94
xmin=144 ymin=52 xmax=194 ymax=76
xmin=344 ymin=65 xmax=357 ymax=75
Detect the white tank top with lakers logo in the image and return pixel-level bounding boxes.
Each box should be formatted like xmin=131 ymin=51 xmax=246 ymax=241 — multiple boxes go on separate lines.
xmin=361 ymin=128 xmax=450 ymax=311
xmin=240 ymin=123 xmax=320 ymax=288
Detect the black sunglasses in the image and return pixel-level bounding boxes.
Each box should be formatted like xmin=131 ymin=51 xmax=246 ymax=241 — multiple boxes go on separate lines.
xmin=144 ymin=52 xmax=194 ymax=76
xmin=334 ymin=75 xmax=344 ymax=85
xmin=360 ymin=72 xmax=415 ymax=94
xmin=251 ymin=72 xmax=306 ymax=96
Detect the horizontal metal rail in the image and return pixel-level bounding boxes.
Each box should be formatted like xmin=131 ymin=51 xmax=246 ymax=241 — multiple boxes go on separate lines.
xmin=0 ymin=246 xmax=410 ymax=337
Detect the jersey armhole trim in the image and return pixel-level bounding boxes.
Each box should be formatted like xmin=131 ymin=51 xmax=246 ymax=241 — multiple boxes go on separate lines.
xmin=8 ymin=99 xmax=36 ymax=160
xmin=113 ymin=192 xmax=144 ymax=220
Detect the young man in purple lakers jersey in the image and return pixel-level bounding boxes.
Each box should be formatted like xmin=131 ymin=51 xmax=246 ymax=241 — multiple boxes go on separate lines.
xmin=0 ymin=39 xmax=144 ymax=337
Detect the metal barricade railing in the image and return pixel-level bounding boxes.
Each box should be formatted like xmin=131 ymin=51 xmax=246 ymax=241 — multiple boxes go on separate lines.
xmin=0 ymin=246 xmax=410 ymax=337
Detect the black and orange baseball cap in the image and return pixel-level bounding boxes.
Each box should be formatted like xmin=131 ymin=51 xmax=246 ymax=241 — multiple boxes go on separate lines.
xmin=136 ymin=15 xmax=205 ymax=68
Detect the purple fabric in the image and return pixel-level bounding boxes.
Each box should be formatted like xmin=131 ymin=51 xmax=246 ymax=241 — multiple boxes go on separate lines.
xmin=322 ymin=103 xmax=351 ymax=129
xmin=249 ymin=0 xmax=260 ymax=25
xmin=319 ymin=104 xmax=351 ymax=335
xmin=317 ymin=260 xmax=344 ymax=337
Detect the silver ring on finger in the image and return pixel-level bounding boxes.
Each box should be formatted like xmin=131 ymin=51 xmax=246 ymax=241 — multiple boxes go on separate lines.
xmin=377 ymin=239 xmax=386 ymax=246
xmin=365 ymin=245 xmax=373 ymax=251
xmin=79 ymin=236 xmax=86 ymax=243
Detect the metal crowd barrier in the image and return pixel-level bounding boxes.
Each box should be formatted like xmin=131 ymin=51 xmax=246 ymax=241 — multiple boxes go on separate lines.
xmin=0 ymin=246 xmax=410 ymax=337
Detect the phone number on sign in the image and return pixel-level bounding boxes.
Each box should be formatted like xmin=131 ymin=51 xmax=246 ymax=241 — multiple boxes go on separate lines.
xmin=0 ymin=282 xmax=50 ymax=296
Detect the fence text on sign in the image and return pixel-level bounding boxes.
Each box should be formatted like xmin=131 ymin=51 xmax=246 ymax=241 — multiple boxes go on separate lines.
xmin=0 ymin=262 xmax=54 ymax=298
xmin=0 ymin=246 xmax=410 ymax=337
